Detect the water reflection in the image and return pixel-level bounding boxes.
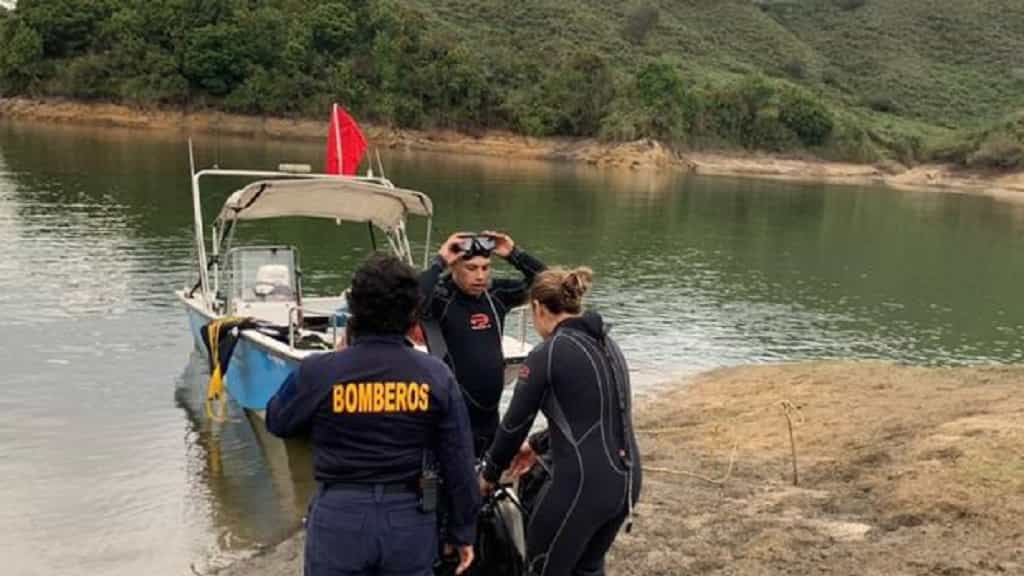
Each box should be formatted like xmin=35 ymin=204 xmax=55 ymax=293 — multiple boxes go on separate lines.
xmin=175 ymin=357 xmax=315 ymax=572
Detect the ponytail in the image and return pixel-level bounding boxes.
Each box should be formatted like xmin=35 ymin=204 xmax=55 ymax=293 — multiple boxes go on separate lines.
xmin=531 ymin=267 xmax=593 ymax=314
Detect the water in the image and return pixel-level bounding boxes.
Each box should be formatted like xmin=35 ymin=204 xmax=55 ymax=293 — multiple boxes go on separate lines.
xmin=2 ymin=120 xmax=1023 ymax=575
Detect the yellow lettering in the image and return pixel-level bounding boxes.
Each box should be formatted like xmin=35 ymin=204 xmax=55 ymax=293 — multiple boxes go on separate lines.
xmin=345 ymin=384 xmax=358 ymax=414
xmin=385 ymin=382 xmax=396 ymax=412
xmin=358 ymin=383 xmax=372 ymax=412
xmin=395 ymin=382 xmax=408 ymax=412
xmin=419 ymin=383 xmax=430 ymax=411
xmin=373 ymin=382 xmax=385 ymax=412
xmin=338 ymin=385 xmax=346 ymax=412
xmin=407 ymin=382 xmax=420 ymax=411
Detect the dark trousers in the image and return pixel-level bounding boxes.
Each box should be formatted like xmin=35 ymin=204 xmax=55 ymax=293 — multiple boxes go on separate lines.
xmin=305 ymin=485 xmax=437 ymax=576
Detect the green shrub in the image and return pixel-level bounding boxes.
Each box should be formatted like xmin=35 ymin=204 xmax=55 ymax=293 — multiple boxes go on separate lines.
xmin=778 ymin=89 xmax=835 ymax=146
xmin=967 ymin=133 xmax=1024 ymax=169
xmin=47 ymin=53 xmax=116 ymax=99
xmin=623 ymin=3 xmax=659 ymax=46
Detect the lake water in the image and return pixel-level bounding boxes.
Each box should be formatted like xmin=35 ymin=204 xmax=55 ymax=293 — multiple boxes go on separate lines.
xmin=2 ymin=120 xmax=1022 ymax=575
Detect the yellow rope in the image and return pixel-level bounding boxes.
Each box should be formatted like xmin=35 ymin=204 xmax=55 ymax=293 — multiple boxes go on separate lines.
xmin=204 ymin=317 xmax=239 ymax=423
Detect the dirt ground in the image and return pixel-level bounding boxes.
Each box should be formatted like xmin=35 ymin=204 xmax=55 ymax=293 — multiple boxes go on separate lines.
xmin=3 ymin=97 xmax=1023 ymax=201
xmin=217 ymin=361 xmax=1024 ymax=576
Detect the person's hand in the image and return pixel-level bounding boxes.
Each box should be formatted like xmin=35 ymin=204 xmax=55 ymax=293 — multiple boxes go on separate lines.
xmin=439 ymin=232 xmax=470 ymax=265
xmin=334 ymin=326 xmax=350 ymax=351
xmin=482 ymin=230 xmax=515 ymax=258
xmin=455 ymin=544 xmax=475 ymax=575
xmin=478 ymin=472 xmax=495 ymax=497
xmin=508 ymin=441 xmax=537 ymax=478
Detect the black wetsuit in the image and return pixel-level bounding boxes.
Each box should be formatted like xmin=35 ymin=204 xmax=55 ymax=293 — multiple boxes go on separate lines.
xmin=482 ymin=312 xmax=641 ymax=576
xmin=419 ymin=248 xmax=546 ymax=454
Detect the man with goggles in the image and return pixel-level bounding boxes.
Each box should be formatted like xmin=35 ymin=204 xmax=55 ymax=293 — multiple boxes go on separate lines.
xmin=419 ymin=231 xmax=546 ymax=455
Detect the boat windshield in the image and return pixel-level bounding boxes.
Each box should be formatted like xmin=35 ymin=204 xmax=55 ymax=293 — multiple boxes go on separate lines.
xmin=227 ymin=247 xmax=298 ymax=304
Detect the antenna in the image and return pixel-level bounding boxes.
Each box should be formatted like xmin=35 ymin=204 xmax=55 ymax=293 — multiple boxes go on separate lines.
xmin=375 ymin=148 xmax=386 ymax=179
xmin=188 ymin=138 xmax=196 ymax=177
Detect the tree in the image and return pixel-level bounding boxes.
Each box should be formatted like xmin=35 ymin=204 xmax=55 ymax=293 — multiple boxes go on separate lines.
xmin=0 ymin=19 xmax=43 ymax=93
xmin=18 ymin=0 xmax=114 ymax=58
xmin=181 ymin=23 xmax=249 ymax=96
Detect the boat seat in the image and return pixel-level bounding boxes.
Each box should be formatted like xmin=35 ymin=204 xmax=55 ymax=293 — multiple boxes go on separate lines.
xmin=252 ymin=264 xmax=295 ymax=302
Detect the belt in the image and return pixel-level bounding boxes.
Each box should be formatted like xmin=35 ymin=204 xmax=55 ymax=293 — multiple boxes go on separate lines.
xmin=322 ymin=481 xmax=417 ymax=495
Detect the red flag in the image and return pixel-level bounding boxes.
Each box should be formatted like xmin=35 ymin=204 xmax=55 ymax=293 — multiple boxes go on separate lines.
xmin=325 ymin=103 xmax=368 ymax=175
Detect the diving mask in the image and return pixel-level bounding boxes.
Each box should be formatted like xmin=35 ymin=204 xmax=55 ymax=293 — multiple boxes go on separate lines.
xmin=452 ymin=234 xmax=497 ymax=259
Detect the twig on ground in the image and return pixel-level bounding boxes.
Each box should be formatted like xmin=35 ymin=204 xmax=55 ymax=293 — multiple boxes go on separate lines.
xmin=781 ymin=400 xmax=802 ymax=486
xmin=643 ymin=442 xmax=739 ymax=485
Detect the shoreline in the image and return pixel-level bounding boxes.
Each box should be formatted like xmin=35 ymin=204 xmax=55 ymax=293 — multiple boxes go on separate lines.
xmin=216 ymin=361 xmax=1024 ymax=576
xmin=3 ymin=97 xmax=1023 ymax=202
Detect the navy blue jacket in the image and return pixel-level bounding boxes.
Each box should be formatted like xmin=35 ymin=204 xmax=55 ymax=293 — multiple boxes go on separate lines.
xmin=265 ymin=334 xmax=479 ymax=545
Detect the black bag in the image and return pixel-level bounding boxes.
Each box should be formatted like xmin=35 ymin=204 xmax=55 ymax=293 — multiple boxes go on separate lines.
xmin=434 ymin=487 xmax=526 ymax=576
xmin=515 ymin=454 xmax=551 ymax=518
xmin=469 ymin=487 xmax=527 ymax=576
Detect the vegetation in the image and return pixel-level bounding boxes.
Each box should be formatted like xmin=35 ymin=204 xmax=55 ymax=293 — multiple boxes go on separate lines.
xmin=1 ymin=0 xmax=1023 ymax=167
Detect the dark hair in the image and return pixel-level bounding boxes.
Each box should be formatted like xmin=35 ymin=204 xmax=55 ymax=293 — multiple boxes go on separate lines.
xmin=530 ymin=267 xmax=593 ymax=314
xmin=346 ymin=253 xmax=421 ymax=336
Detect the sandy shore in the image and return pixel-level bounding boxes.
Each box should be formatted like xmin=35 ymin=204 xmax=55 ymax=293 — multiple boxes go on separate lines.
xmin=215 ymin=361 xmax=1023 ymax=576
xmin=2 ymin=98 xmax=1022 ymax=201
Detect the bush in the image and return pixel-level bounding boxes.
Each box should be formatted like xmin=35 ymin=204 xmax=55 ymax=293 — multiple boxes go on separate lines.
xmin=47 ymin=53 xmax=116 ymax=99
xmin=632 ymin=59 xmax=700 ymax=141
xmin=836 ymin=0 xmax=868 ymax=10
xmin=623 ymin=3 xmax=659 ymax=46
xmin=778 ymin=89 xmax=835 ymax=146
xmin=866 ymin=95 xmax=900 ymax=114
xmin=782 ymin=57 xmax=808 ymax=80
xmin=967 ymin=133 xmax=1024 ymax=169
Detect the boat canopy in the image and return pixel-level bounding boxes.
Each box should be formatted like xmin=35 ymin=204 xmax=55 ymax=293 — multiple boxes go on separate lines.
xmin=215 ymin=178 xmax=434 ymax=232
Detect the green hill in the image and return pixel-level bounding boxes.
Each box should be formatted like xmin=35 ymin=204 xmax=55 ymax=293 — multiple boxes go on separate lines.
xmin=1 ymin=0 xmax=1022 ymax=167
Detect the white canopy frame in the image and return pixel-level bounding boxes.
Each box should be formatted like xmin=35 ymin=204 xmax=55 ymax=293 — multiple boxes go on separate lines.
xmin=188 ymin=162 xmax=434 ymax=311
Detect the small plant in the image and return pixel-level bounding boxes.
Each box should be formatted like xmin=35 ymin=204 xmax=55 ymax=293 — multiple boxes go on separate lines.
xmin=623 ymin=3 xmax=660 ymax=46
xmin=836 ymin=0 xmax=868 ymax=11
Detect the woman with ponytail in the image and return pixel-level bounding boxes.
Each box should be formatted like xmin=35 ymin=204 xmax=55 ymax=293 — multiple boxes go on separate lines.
xmin=480 ymin=267 xmax=641 ymax=576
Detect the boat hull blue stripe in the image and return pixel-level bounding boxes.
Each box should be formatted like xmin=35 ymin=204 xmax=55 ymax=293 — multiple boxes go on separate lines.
xmin=184 ymin=304 xmax=300 ymax=411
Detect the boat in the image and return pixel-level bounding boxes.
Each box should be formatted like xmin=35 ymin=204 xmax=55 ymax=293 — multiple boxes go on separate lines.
xmin=176 ymin=148 xmax=532 ymax=420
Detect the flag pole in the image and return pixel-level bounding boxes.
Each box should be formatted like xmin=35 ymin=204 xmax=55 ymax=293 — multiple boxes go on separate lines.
xmin=334 ymin=103 xmax=343 ymax=175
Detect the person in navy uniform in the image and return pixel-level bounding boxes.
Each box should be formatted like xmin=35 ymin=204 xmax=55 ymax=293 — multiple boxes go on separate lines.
xmin=266 ymin=254 xmax=479 ymax=576
xmin=419 ymin=231 xmax=546 ymax=455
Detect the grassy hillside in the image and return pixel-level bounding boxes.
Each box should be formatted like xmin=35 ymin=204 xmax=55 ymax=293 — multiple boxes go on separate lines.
xmin=410 ymin=0 xmax=1024 ymax=126
xmin=1 ymin=0 xmax=1022 ymax=167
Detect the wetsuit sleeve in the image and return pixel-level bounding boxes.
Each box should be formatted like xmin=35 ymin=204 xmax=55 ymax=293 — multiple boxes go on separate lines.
xmin=437 ymin=374 xmax=480 ymax=546
xmin=491 ymin=248 xmax=546 ymax=309
xmin=481 ymin=345 xmax=551 ymax=483
xmin=417 ymin=255 xmax=447 ymax=319
xmin=265 ymin=363 xmax=320 ymax=438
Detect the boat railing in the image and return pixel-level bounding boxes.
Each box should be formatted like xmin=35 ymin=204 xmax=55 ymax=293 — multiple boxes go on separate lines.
xmin=285 ymin=302 xmax=530 ymax=354
xmin=509 ymin=305 xmax=530 ymax=349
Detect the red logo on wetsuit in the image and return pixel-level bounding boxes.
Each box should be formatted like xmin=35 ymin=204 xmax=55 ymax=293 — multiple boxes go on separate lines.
xmin=470 ymin=313 xmax=492 ymax=331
